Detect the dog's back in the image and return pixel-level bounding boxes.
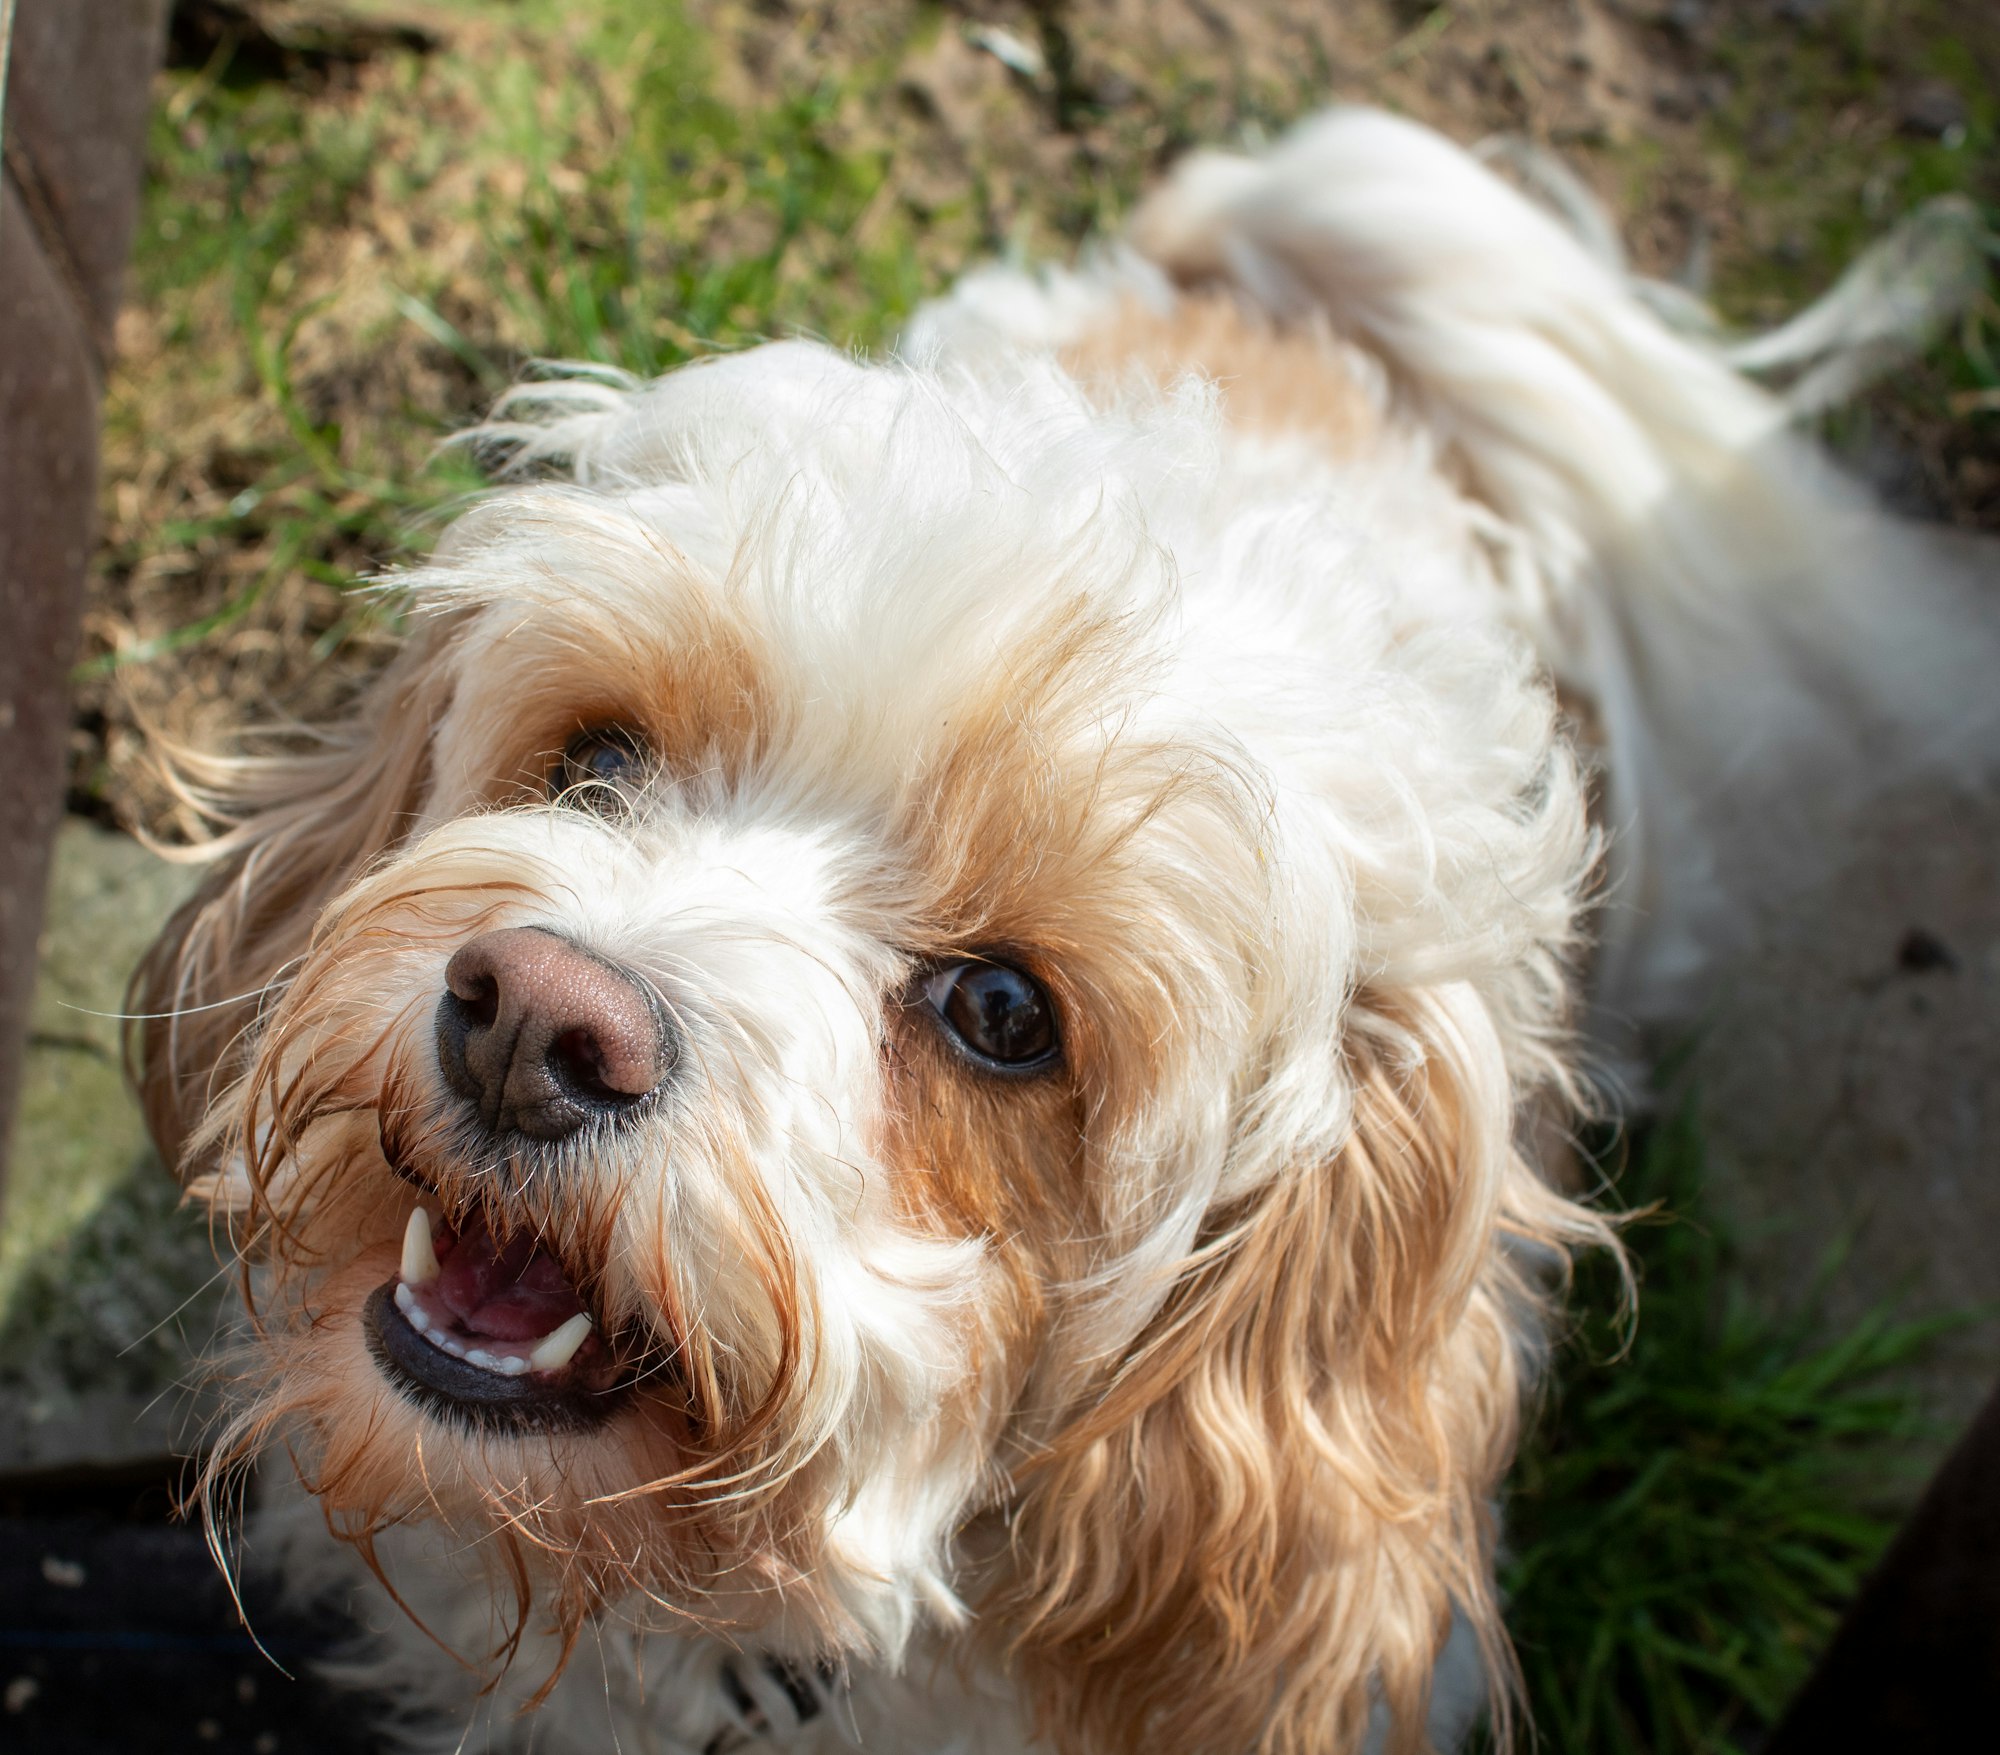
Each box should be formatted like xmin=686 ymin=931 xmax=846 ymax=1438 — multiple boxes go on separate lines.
xmin=910 ymin=107 xmax=2000 ymax=1033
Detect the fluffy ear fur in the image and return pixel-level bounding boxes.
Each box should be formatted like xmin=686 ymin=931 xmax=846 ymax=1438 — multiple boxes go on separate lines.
xmin=130 ymin=618 xmax=461 ymax=1177
xmin=999 ymin=982 xmax=1608 ymax=1755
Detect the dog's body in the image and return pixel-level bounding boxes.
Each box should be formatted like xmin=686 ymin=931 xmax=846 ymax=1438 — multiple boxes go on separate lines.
xmin=138 ymin=111 xmax=1995 ymax=1753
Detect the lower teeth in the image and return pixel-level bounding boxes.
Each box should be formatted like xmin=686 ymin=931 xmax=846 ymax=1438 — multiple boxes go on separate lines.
xmin=392 ymin=1282 xmax=533 ymax=1378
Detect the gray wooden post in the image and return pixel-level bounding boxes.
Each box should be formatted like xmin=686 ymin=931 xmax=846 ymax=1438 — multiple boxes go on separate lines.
xmin=0 ymin=0 xmax=169 ymax=1204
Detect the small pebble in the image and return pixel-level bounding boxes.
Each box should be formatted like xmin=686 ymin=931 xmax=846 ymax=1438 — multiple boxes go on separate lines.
xmin=1897 ymin=927 xmax=1958 ymax=974
xmin=1898 ymin=79 xmax=1966 ymax=139
xmin=39 ymin=1555 xmax=86 ymax=1589
xmin=964 ymin=24 xmax=1046 ymax=83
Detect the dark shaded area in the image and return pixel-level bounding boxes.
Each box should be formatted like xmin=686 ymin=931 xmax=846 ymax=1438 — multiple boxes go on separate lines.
xmin=0 ymin=1458 xmax=373 ymax=1755
xmin=166 ymin=0 xmax=439 ymax=84
xmin=1767 ymin=1374 xmax=2000 ymax=1751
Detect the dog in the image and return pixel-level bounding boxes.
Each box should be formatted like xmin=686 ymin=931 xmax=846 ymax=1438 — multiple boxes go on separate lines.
xmin=134 ymin=110 xmax=1996 ymax=1753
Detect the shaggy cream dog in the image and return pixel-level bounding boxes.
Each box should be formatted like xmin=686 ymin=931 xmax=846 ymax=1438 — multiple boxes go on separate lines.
xmin=137 ymin=110 xmax=1995 ymax=1753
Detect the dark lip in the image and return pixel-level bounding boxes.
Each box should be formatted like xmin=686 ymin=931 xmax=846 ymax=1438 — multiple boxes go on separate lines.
xmin=363 ymin=1282 xmax=632 ymax=1435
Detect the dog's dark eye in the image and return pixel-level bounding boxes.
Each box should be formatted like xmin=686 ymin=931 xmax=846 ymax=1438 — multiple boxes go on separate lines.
xmin=550 ymin=727 xmax=647 ymax=809
xmin=923 ymin=960 xmax=1059 ymax=1071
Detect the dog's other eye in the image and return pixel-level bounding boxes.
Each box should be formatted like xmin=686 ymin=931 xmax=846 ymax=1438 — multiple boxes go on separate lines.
xmin=923 ymin=960 xmax=1059 ymax=1071
xmin=550 ymin=726 xmax=647 ymax=809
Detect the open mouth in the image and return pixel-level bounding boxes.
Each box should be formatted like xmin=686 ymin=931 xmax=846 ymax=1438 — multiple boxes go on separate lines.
xmin=364 ymin=1205 xmax=632 ymax=1433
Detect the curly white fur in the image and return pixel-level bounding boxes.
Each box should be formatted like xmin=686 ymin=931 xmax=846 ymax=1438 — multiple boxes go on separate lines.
xmin=137 ymin=109 xmax=1996 ymax=1755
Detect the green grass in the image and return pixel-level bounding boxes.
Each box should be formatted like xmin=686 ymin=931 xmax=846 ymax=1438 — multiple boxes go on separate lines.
xmin=479 ymin=5 xmax=935 ymax=371
xmin=90 ymin=0 xmax=952 ymax=696
xmin=1695 ymin=0 xmax=2000 ymax=464
xmin=1702 ymin=0 xmax=1997 ymax=305
xmin=91 ymin=58 xmax=476 ymax=682
xmin=1495 ymin=1113 xmax=1958 ymax=1754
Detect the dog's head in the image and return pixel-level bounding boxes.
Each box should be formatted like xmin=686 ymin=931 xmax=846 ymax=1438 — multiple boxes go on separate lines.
xmin=138 ymin=341 xmax=1607 ymax=1751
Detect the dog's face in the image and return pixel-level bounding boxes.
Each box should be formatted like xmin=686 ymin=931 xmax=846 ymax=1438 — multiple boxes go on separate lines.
xmin=141 ymin=342 xmax=1605 ymax=1751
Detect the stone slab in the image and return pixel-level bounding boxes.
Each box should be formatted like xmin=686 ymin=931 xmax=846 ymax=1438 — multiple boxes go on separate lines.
xmin=1688 ymin=775 xmax=2000 ymax=1430
xmin=0 ymin=817 xmax=220 ymax=1475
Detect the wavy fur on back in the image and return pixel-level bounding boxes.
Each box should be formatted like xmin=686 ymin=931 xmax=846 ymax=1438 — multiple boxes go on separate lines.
xmin=920 ymin=108 xmax=2000 ymax=1022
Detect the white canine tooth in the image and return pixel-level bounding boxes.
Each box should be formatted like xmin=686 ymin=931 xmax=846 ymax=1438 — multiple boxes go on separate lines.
xmin=401 ymin=1208 xmax=441 ymax=1287
xmin=528 ymin=1313 xmax=593 ymax=1374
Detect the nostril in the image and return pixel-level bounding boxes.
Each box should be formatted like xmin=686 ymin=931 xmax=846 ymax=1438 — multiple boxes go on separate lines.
xmin=549 ymin=1027 xmax=640 ymax=1107
xmin=458 ymin=973 xmax=500 ymax=1031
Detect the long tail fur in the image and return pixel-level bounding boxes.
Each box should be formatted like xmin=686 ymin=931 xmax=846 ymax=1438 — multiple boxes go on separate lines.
xmin=1127 ymin=108 xmax=2000 ymax=1025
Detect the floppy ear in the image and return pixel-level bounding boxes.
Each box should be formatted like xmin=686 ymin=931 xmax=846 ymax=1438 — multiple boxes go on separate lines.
xmin=130 ymin=620 xmax=463 ymax=1179
xmin=1000 ymin=979 xmax=1609 ymax=1755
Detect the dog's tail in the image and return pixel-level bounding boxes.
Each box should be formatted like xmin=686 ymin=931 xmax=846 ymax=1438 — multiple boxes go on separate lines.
xmin=1128 ymin=109 xmax=1999 ymax=1022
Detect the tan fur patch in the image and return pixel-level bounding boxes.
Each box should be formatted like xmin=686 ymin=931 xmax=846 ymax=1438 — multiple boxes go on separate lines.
xmin=989 ymin=987 xmax=1540 ymax=1755
xmin=458 ymin=607 xmax=776 ymax=811
xmin=1059 ymin=293 xmax=1381 ymax=459
xmin=876 ymin=1008 xmax=1084 ymax=1425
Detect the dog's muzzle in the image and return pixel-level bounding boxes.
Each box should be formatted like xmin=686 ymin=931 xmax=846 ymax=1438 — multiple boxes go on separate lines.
xmin=360 ymin=926 xmax=677 ymax=1428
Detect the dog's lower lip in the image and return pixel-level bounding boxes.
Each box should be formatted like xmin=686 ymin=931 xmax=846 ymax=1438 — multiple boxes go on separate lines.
xmin=364 ymin=1283 xmax=628 ymax=1433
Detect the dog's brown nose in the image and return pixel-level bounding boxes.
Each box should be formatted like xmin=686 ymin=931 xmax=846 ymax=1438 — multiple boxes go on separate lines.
xmin=436 ymin=927 xmax=671 ymax=1141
